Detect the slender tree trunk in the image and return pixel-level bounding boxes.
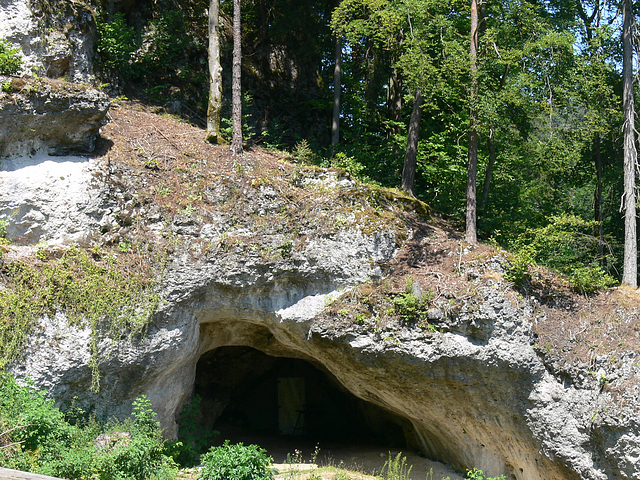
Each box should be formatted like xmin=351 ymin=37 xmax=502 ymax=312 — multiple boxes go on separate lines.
xmin=389 ymin=67 xmax=402 ymax=127
xmin=206 ymin=0 xmax=222 ymax=144
xmin=401 ymin=88 xmax=423 ymax=197
xmin=331 ymin=36 xmax=342 ymax=152
xmin=480 ymin=132 xmax=496 ymax=213
xmin=594 ymin=133 xmax=605 ymax=267
xmin=622 ymin=0 xmax=637 ymax=286
xmin=388 ymin=67 xmax=403 ymax=154
xmin=231 ymin=0 xmax=243 ymax=155
xmin=466 ymin=0 xmax=479 ymax=245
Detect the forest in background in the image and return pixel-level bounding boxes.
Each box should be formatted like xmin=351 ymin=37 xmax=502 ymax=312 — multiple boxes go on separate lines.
xmin=91 ymin=0 xmax=637 ymax=290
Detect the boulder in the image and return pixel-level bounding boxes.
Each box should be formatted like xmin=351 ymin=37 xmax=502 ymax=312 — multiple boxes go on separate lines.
xmin=0 ymin=0 xmax=96 ymax=82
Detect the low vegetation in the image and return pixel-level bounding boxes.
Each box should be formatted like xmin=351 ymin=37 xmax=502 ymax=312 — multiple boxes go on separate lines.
xmin=0 ymin=372 xmax=511 ymax=480
xmin=199 ymin=441 xmax=273 ymax=480
xmin=0 ymin=245 xmax=160 ymax=391
xmin=0 ymin=38 xmax=22 ymax=75
xmin=504 ymin=214 xmax=617 ymax=294
xmin=0 ymin=373 xmax=176 ymax=479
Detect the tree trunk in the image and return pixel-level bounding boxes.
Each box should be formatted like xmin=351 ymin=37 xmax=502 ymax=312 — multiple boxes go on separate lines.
xmin=466 ymin=0 xmax=479 ymax=245
xmin=389 ymin=67 xmax=402 ymax=126
xmin=231 ymin=0 xmax=243 ymax=155
xmin=401 ymin=88 xmax=423 ymax=197
xmin=206 ymin=0 xmax=222 ymax=144
xmin=331 ymin=36 xmax=342 ymax=151
xmin=622 ymin=0 xmax=637 ymax=286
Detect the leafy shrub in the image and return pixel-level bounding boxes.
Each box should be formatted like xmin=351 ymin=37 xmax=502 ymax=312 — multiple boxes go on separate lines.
xmin=0 ymin=39 xmax=22 ymax=75
xmin=139 ymin=10 xmax=196 ymax=79
xmin=199 ymin=441 xmax=273 ymax=480
xmin=0 ymin=373 xmax=75 ymax=472
xmin=392 ymin=289 xmax=434 ymax=323
xmin=319 ymin=152 xmax=373 ymax=183
xmin=507 ymin=214 xmax=616 ymax=293
xmin=504 ymin=244 xmax=535 ymax=289
xmin=0 ymin=219 xmax=9 ymax=247
xmin=0 ymin=374 xmax=176 ymax=480
xmin=465 ymin=468 xmax=507 ymax=480
xmin=569 ymin=264 xmax=616 ymax=294
xmin=330 ymin=152 xmax=366 ymax=180
xmin=97 ymin=13 xmax=139 ymax=79
xmin=94 ymin=397 xmax=176 ymax=480
xmin=169 ymin=394 xmax=219 ymax=467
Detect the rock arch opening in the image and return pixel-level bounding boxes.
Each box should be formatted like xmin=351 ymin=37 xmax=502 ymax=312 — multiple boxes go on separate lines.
xmin=192 ymin=346 xmax=413 ymax=455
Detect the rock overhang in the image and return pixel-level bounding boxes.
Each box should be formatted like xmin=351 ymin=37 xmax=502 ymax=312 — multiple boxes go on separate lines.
xmin=1 ymin=100 xmax=639 ymax=480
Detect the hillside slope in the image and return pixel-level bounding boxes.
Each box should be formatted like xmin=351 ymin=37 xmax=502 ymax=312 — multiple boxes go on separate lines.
xmin=2 ymin=98 xmax=639 ymax=480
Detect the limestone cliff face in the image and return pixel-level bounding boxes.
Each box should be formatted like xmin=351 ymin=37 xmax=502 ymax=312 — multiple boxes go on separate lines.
xmin=0 ymin=0 xmax=96 ymax=82
xmin=2 ymin=99 xmax=640 ymax=480
xmin=0 ymin=77 xmax=109 ymax=158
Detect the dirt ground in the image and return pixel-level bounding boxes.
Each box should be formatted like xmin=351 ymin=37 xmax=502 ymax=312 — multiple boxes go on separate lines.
xmin=213 ymin=428 xmax=464 ymax=480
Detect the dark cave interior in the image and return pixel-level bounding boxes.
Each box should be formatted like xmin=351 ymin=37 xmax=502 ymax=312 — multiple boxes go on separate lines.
xmin=192 ymin=346 xmax=411 ymax=451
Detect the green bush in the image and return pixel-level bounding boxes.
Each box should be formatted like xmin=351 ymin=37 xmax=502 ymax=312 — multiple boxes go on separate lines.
xmin=96 ymin=13 xmax=139 ymax=79
xmin=507 ymin=214 xmax=616 ymax=293
xmin=465 ymin=468 xmax=507 ymax=480
xmin=0 ymin=374 xmax=176 ymax=480
xmin=504 ymin=244 xmax=535 ymax=289
xmin=392 ymin=289 xmax=434 ymax=323
xmin=168 ymin=394 xmax=219 ymax=467
xmin=139 ymin=10 xmax=195 ymax=78
xmin=93 ymin=395 xmax=176 ymax=480
xmin=0 ymin=39 xmax=22 ymax=75
xmin=0 ymin=373 xmax=75 ymax=472
xmin=199 ymin=441 xmax=273 ymax=480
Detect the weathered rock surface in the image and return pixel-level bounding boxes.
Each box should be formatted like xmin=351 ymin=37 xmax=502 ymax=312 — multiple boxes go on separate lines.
xmin=0 ymin=0 xmax=96 ymax=82
xmin=0 ymin=156 xmax=111 ymax=243
xmin=3 ymin=104 xmax=640 ymax=480
xmin=0 ymin=77 xmax=109 ymax=157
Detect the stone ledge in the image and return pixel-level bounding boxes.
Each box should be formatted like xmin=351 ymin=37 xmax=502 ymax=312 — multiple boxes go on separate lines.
xmin=0 ymin=76 xmax=109 ymax=157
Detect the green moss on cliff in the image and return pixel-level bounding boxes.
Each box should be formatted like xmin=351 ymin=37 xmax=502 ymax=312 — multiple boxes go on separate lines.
xmin=0 ymin=245 xmax=159 ymax=390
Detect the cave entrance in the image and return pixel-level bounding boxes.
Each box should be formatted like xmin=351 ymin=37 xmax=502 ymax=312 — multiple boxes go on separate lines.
xmin=193 ymin=346 xmax=409 ymax=459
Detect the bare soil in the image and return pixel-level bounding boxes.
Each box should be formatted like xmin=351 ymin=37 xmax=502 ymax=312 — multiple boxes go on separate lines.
xmin=210 ymin=427 xmax=463 ymax=479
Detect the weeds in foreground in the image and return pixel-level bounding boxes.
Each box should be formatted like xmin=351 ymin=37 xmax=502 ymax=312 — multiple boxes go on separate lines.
xmin=381 ymin=452 xmax=413 ymax=480
xmin=199 ymin=441 xmax=273 ymax=480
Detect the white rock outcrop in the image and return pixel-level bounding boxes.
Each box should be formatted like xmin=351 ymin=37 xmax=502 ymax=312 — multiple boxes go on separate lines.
xmin=0 ymin=0 xmax=96 ymax=82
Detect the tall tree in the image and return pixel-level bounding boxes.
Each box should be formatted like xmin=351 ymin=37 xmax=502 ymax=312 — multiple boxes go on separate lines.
xmin=206 ymin=0 xmax=222 ymax=144
xmin=621 ymin=0 xmax=637 ymax=286
xmin=401 ymin=89 xmax=423 ymax=196
xmin=331 ymin=36 xmax=342 ymax=151
xmin=231 ymin=0 xmax=243 ymax=155
xmin=576 ymin=0 xmax=606 ymax=266
xmin=466 ymin=0 xmax=479 ymax=245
